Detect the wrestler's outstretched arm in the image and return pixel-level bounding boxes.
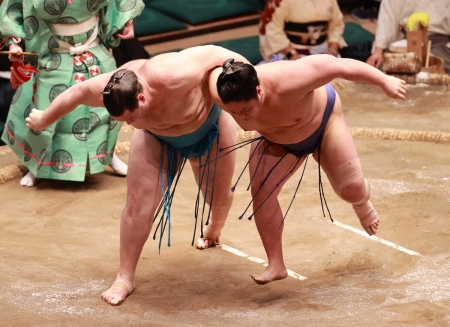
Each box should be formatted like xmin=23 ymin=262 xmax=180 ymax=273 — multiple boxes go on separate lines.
xmin=25 ymin=72 xmax=111 ymax=130
xmin=275 ymin=55 xmax=407 ymax=101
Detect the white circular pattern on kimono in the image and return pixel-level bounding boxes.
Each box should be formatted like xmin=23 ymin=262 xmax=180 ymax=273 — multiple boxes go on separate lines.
xmin=73 ymin=56 xmax=83 ymax=67
xmin=81 ymin=51 xmax=94 ymax=66
xmin=74 ymin=73 xmax=86 ymax=83
xmin=89 ymin=65 xmax=99 ymax=76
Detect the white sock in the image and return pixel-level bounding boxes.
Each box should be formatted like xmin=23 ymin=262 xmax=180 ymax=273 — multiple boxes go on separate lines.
xmin=20 ymin=171 xmax=36 ymax=187
xmin=110 ymin=153 xmax=128 ymax=176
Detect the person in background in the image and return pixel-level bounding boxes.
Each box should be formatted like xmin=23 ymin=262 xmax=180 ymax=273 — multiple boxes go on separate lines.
xmin=112 ymin=36 xmax=150 ymax=67
xmin=0 ymin=2 xmax=14 ymax=145
xmin=258 ymin=0 xmax=347 ymax=62
xmin=0 ymin=0 xmax=144 ymax=186
xmin=0 ymin=49 xmax=14 ymax=146
xmin=350 ymin=0 xmax=380 ymax=23
xmin=366 ymin=0 xmax=450 ymax=74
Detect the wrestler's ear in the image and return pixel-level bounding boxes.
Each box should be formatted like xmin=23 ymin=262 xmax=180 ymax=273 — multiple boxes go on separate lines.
xmin=137 ymin=93 xmax=145 ymax=103
xmin=256 ymin=85 xmax=263 ymax=100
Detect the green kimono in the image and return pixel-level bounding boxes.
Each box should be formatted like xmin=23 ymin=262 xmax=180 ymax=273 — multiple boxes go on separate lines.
xmin=0 ymin=0 xmax=144 ymax=181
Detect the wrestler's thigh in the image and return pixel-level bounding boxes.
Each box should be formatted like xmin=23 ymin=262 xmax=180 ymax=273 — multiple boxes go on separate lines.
xmin=314 ymin=109 xmax=359 ymax=171
xmin=191 ymin=111 xmax=237 ymax=193
xmin=126 ymin=130 xmax=166 ymax=209
xmin=249 ymin=133 xmax=304 ymax=197
xmin=215 ymin=111 xmax=238 ymax=176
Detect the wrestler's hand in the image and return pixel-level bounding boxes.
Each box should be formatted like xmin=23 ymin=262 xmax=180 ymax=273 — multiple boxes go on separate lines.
xmin=382 ymin=75 xmax=406 ymax=101
xmin=25 ymin=108 xmax=47 ymax=130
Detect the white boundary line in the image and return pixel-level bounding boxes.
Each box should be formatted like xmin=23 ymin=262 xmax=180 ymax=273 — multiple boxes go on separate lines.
xmin=333 ymin=220 xmax=422 ymax=256
xmin=220 ymin=220 xmax=420 ymax=282
xmin=220 ymin=244 xmax=308 ymax=281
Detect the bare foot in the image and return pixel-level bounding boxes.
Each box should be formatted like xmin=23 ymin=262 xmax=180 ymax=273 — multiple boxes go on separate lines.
xmin=101 ymin=278 xmax=134 ymax=306
xmin=251 ymin=266 xmax=288 ymax=285
xmin=196 ymin=223 xmax=221 ymax=249
xmin=20 ymin=171 xmax=36 ymax=187
xmin=364 ymin=221 xmax=379 ymax=236
xmin=196 ymin=236 xmax=220 ymax=249
xmin=110 ymin=153 xmax=128 ymax=176
xmin=354 ymin=201 xmax=379 ymax=236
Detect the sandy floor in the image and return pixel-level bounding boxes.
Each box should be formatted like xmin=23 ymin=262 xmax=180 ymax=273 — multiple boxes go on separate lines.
xmin=1 ymin=80 xmax=450 ymax=327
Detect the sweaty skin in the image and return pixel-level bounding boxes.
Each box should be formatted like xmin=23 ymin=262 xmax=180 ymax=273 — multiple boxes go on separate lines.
xmin=26 ymin=45 xmax=249 ymax=305
xmin=208 ymin=55 xmax=406 ymax=284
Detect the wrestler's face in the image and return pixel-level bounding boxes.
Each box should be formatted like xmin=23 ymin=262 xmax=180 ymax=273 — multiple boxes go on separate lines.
xmin=226 ymin=99 xmax=260 ymax=121
xmin=225 ymin=86 xmax=263 ymax=121
xmin=113 ymin=94 xmax=147 ymax=128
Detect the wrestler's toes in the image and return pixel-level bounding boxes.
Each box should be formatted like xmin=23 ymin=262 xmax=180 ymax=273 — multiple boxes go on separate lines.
xmin=102 ymin=294 xmax=120 ymax=306
xmin=101 ymin=292 xmax=112 ymax=304
xmin=365 ymin=222 xmax=378 ymax=236
xmin=102 ymin=290 xmax=127 ymax=306
xmin=196 ymin=238 xmax=211 ymax=249
xmin=196 ymin=237 xmax=219 ymax=249
xmin=101 ymin=278 xmax=133 ymax=306
xmin=251 ymin=274 xmax=269 ymax=285
xmin=110 ymin=295 xmax=125 ymax=306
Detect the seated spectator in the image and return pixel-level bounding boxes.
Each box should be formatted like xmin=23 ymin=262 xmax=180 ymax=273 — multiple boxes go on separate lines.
xmin=366 ymin=0 xmax=450 ymax=74
xmin=350 ymin=0 xmax=380 ymax=23
xmin=258 ymin=0 xmax=347 ymax=63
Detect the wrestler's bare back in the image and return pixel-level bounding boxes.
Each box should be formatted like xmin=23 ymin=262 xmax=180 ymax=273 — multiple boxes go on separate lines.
xmin=121 ymin=55 xmax=215 ymax=136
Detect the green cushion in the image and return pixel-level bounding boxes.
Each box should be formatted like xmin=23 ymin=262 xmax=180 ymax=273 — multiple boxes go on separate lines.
xmin=148 ymin=0 xmax=264 ymax=25
xmin=343 ymin=22 xmax=374 ymax=46
xmin=211 ymin=36 xmax=263 ymax=65
xmin=134 ymin=7 xmax=187 ymax=37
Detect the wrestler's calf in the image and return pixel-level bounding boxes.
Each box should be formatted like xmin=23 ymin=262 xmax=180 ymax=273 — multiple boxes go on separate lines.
xmin=325 ymin=158 xmax=379 ymax=235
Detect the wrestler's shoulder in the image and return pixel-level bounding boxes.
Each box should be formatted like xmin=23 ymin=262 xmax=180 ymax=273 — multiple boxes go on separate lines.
xmin=116 ymin=59 xmax=145 ymax=73
xmin=124 ymin=57 xmax=164 ymax=77
xmin=140 ymin=54 xmax=180 ymax=74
